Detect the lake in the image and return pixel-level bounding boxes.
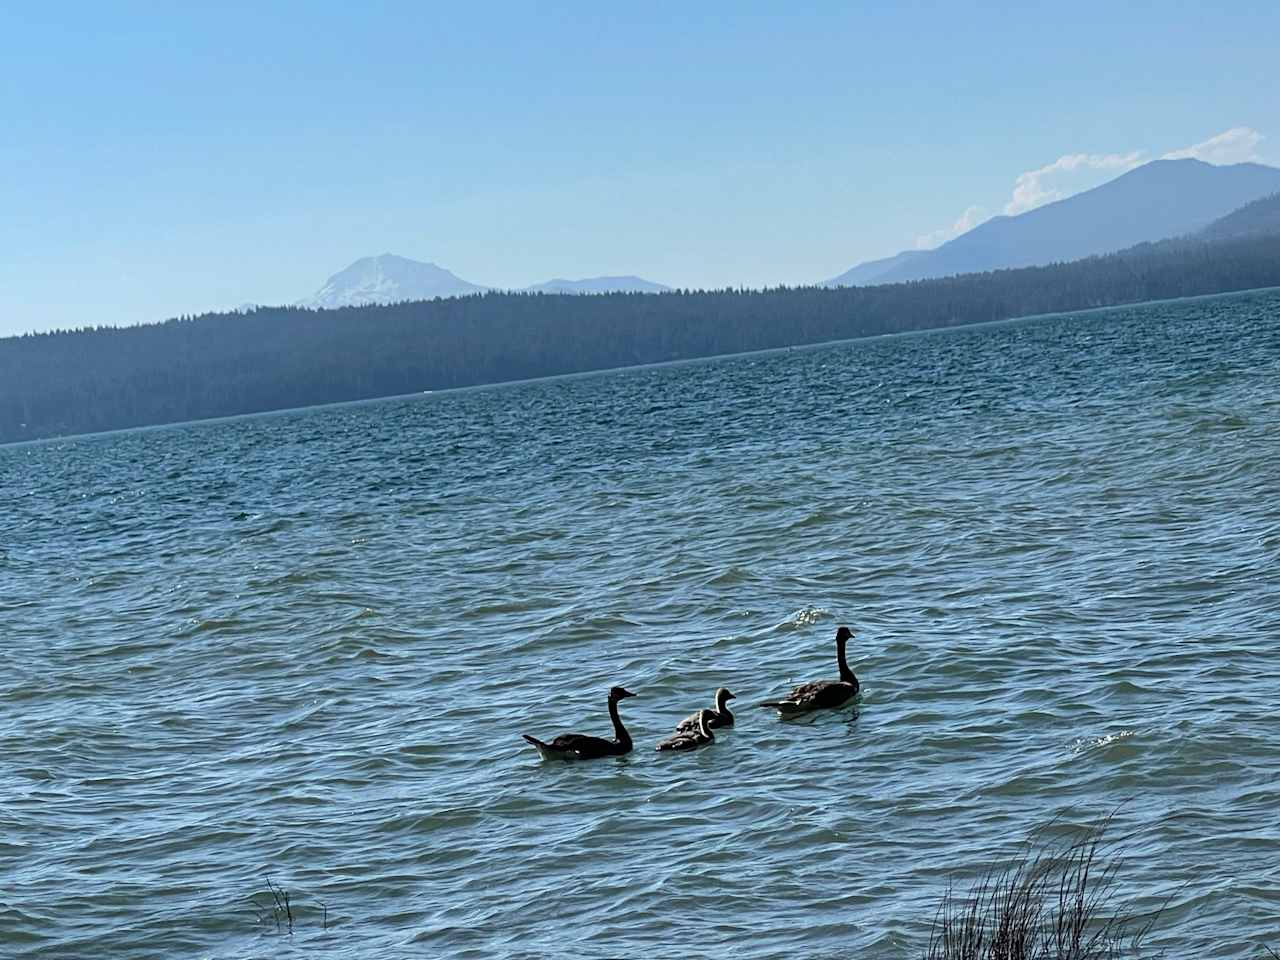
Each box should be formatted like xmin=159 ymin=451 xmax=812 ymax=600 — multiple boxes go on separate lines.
xmin=2 ymin=289 xmax=1278 ymax=958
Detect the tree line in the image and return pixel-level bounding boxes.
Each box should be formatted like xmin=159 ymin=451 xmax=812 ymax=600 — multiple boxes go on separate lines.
xmin=3 ymin=231 xmax=1279 ymax=445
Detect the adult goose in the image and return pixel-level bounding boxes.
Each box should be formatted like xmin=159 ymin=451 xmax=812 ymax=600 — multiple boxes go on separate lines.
xmin=522 ymin=686 xmax=637 ymax=761
xmin=656 ymin=709 xmax=716 ymax=752
xmin=673 ymin=687 xmax=736 ymax=735
xmin=759 ymin=626 xmax=860 ymax=716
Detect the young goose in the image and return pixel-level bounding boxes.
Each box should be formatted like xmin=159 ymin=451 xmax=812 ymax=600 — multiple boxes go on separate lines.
xmin=759 ymin=626 xmax=860 ymax=716
xmin=673 ymin=687 xmax=736 ymax=735
xmin=522 ymin=686 xmax=637 ymax=760
xmin=656 ymin=709 xmax=716 ymax=752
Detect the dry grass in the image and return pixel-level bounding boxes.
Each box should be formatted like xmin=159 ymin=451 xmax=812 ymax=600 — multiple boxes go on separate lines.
xmin=924 ymin=816 xmax=1163 ymax=960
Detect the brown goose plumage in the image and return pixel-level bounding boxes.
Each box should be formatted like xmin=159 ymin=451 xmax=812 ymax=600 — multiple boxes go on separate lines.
xmin=759 ymin=626 xmax=860 ymax=716
xmin=656 ymin=709 xmax=716 ymax=752
xmin=672 ymin=687 xmax=736 ymax=735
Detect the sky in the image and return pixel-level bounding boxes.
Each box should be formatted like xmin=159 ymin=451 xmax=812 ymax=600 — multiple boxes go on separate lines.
xmin=2 ymin=1 xmax=1278 ymax=336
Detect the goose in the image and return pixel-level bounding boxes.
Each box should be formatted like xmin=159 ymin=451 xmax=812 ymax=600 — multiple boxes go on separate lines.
xmin=759 ymin=625 xmax=860 ymax=716
xmin=656 ymin=709 xmax=716 ymax=751
xmin=672 ymin=687 xmax=736 ymax=735
xmin=522 ymin=686 xmax=637 ymax=760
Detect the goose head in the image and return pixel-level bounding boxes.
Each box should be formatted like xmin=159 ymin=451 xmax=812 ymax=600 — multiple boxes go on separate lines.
xmin=715 ymin=687 xmax=736 ymax=709
xmin=609 ymin=686 xmax=638 ymax=702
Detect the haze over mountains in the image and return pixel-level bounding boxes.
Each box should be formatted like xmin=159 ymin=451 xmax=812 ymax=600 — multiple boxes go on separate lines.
xmin=826 ymin=158 xmax=1280 ymax=286
xmin=301 ymin=253 xmax=670 ymax=308
xmin=302 ymin=160 xmax=1280 ymax=311
xmin=9 ymin=173 xmax=1280 ymax=444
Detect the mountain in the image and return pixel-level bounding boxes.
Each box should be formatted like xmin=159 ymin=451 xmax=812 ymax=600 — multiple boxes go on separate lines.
xmin=1197 ymin=192 xmax=1280 ymax=241
xmin=827 ymin=159 xmax=1280 ymax=286
xmin=522 ymin=276 xmax=671 ymax=295
xmin=302 ymin=254 xmax=487 ymax=308
xmin=302 ymin=255 xmax=671 ymax=307
xmin=821 ymin=250 xmax=927 ymax=287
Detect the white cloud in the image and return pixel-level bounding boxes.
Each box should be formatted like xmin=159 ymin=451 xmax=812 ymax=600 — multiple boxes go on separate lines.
xmin=914 ymin=204 xmax=988 ymax=249
xmin=1162 ymin=126 xmax=1263 ymax=164
xmin=1004 ymin=151 xmax=1143 ymax=216
xmin=911 ymin=126 xmax=1268 ymax=249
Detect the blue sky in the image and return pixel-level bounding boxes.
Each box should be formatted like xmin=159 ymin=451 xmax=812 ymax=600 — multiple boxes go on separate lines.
xmin=2 ymin=2 xmax=1277 ymax=336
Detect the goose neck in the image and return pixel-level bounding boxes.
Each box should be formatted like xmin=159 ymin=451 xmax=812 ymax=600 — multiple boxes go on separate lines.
xmin=608 ymin=696 xmax=632 ymax=748
xmin=836 ymin=637 xmax=858 ymax=687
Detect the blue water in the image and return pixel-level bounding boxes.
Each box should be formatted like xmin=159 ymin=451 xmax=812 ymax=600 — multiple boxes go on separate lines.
xmin=3 ymin=290 xmax=1279 ymax=958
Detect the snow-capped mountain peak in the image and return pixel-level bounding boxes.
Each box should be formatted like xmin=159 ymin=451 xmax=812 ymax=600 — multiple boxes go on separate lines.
xmin=300 ymin=254 xmax=488 ymax=308
xmin=301 ymin=254 xmax=672 ymax=308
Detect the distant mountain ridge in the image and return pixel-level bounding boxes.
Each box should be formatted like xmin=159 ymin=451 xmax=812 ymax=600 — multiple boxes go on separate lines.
xmin=822 ymin=250 xmax=927 ymax=287
xmin=301 ymin=253 xmax=669 ymax=307
xmin=524 ymin=276 xmax=671 ymax=294
xmin=1197 ymin=192 xmax=1280 ymax=241
xmin=827 ymin=159 xmax=1280 ymax=286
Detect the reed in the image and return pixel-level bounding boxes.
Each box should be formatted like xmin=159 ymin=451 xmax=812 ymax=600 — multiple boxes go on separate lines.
xmin=924 ymin=816 xmax=1162 ymax=960
xmin=249 ymin=876 xmax=294 ymax=934
xmin=249 ymin=875 xmax=328 ymax=934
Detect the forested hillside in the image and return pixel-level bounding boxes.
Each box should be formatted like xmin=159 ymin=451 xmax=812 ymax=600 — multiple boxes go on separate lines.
xmin=3 ymin=231 xmax=1280 ymax=444
xmin=1198 ymin=193 xmax=1280 ymax=241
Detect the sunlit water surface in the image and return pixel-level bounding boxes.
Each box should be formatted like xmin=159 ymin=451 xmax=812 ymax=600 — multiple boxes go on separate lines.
xmin=3 ymin=290 xmax=1279 ymax=958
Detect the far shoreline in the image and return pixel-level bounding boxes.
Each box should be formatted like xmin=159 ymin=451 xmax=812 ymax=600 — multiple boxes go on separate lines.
xmin=3 ymin=283 xmax=1276 ymax=451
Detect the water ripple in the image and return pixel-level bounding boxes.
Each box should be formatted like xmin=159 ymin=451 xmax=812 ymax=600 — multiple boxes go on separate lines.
xmin=2 ymin=290 xmax=1279 ymax=958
